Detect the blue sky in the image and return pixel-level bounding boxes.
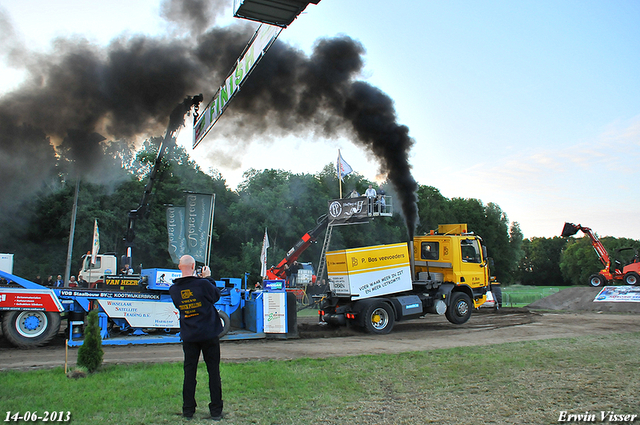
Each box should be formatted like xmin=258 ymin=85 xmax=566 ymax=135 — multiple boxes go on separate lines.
xmin=1 ymin=0 xmax=639 ymax=240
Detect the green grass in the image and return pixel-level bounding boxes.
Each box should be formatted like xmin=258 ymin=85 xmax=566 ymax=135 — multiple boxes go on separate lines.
xmin=501 ymin=285 xmax=562 ymax=307
xmin=2 ymin=332 xmax=639 ymax=424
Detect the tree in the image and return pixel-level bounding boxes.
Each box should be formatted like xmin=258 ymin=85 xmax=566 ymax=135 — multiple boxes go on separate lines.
xmin=76 ymin=309 xmax=104 ymax=373
xmin=518 ymin=237 xmax=568 ymax=286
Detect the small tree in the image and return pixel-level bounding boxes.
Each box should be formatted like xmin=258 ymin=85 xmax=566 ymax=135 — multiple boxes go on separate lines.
xmin=77 ymin=308 xmax=104 ymax=373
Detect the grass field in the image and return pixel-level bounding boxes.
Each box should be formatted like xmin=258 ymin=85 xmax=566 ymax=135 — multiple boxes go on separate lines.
xmin=2 ymin=331 xmax=639 ymax=424
xmin=501 ymin=285 xmax=562 ymax=307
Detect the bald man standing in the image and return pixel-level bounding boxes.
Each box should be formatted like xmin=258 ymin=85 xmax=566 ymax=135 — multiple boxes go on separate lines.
xmin=169 ymin=255 xmax=224 ymax=421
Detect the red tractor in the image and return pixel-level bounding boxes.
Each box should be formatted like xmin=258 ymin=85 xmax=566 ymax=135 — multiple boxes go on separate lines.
xmin=561 ymin=223 xmax=640 ymax=287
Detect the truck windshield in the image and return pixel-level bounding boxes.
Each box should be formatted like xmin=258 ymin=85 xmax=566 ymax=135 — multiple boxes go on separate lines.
xmin=460 ymin=239 xmax=481 ymax=263
xmin=83 ymin=256 xmax=101 ymax=271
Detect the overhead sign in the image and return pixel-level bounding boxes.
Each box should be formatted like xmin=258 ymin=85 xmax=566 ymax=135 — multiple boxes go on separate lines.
xmin=327 ymin=197 xmax=370 ymax=225
xmin=193 ymin=24 xmax=282 ymax=148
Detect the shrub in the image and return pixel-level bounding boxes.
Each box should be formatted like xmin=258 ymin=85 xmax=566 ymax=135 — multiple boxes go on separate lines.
xmin=76 ymin=309 xmax=104 ymax=373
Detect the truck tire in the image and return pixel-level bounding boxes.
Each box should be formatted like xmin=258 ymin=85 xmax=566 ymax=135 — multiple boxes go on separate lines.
xmin=362 ymin=301 xmax=395 ymax=335
xmin=491 ymin=285 xmax=503 ymax=309
xmin=624 ymin=272 xmax=639 ymax=286
xmin=588 ymin=274 xmax=606 ymax=287
xmin=445 ymin=292 xmax=472 ymax=325
xmin=2 ymin=311 xmax=61 ymax=349
xmin=218 ymin=310 xmax=231 ymax=337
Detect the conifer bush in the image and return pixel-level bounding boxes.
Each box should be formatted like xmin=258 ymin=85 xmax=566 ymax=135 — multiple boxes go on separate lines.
xmin=76 ymin=309 xmax=104 ymax=373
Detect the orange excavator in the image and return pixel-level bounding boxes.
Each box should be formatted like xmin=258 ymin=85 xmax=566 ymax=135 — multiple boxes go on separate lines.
xmin=561 ymin=222 xmax=640 ymax=287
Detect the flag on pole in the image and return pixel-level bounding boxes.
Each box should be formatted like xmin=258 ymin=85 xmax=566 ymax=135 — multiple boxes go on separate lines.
xmin=337 ymin=149 xmax=353 ymax=181
xmin=91 ymin=219 xmax=100 ymax=265
xmin=260 ymin=228 xmax=270 ymax=278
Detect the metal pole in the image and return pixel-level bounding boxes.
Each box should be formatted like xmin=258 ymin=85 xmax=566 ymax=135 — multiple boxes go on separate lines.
xmin=205 ymin=194 xmax=216 ymax=267
xmin=64 ymin=178 xmax=80 ymax=286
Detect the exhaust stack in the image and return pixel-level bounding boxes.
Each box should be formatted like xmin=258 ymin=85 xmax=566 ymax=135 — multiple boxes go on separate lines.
xmin=408 ymin=239 xmax=415 ymax=281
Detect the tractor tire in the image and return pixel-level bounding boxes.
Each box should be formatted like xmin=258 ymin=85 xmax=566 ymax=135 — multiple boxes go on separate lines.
xmin=218 ymin=310 xmax=231 ymax=337
xmin=362 ymin=301 xmax=395 ymax=335
xmin=588 ymin=274 xmax=606 ymax=287
xmin=624 ymin=272 xmax=639 ymax=286
xmin=2 ymin=310 xmax=61 ymax=349
xmin=445 ymin=292 xmax=473 ymax=325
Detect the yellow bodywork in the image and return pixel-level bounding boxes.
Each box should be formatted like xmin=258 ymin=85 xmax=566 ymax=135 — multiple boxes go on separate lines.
xmin=413 ymin=224 xmax=490 ymax=306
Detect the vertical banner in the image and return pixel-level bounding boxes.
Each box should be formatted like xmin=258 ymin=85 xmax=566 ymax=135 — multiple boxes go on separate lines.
xmin=185 ymin=193 xmax=215 ymax=263
xmin=91 ymin=219 xmax=100 ymax=265
xmin=260 ymin=228 xmax=270 ymax=278
xmin=166 ymin=207 xmax=187 ymax=264
xmin=193 ymin=24 xmax=282 ymax=148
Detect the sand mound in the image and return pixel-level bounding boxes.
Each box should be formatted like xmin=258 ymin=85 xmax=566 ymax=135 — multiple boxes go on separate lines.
xmin=528 ymin=286 xmax=640 ymax=313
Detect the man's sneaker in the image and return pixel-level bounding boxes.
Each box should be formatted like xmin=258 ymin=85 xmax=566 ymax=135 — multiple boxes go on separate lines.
xmin=210 ymin=412 xmax=224 ymax=421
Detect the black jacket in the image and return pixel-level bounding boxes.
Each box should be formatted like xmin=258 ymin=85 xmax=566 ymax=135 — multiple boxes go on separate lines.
xmin=169 ymin=276 xmax=223 ymax=342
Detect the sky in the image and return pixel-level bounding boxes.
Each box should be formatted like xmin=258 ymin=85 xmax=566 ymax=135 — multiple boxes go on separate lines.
xmin=1 ymin=0 xmax=639 ymax=240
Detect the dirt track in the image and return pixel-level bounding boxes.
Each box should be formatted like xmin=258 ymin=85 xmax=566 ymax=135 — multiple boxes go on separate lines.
xmin=2 ymin=287 xmax=640 ymax=371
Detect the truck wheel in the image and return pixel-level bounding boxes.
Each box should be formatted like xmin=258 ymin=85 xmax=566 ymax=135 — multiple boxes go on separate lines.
xmin=2 ymin=311 xmax=61 ymax=349
xmin=362 ymin=301 xmax=394 ymax=335
xmin=218 ymin=310 xmax=231 ymax=337
xmin=624 ymin=272 xmax=639 ymax=286
xmin=445 ymin=292 xmax=472 ymax=325
xmin=491 ymin=286 xmax=503 ymax=309
xmin=588 ymin=274 xmax=606 ymax=287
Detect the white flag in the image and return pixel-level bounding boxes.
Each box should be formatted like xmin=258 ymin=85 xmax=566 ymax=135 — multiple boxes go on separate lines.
xmin=337 ymin=149 xmax=353 ymax=181
xmin=91 ymin=219 xmax=100 ymax=265
xmin=260 ymin=228 xmax=270 ymax=278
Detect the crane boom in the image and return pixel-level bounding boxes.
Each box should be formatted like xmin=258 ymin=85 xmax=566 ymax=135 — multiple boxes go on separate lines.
xmin=123 ymin=95 xmax=203 ymax=263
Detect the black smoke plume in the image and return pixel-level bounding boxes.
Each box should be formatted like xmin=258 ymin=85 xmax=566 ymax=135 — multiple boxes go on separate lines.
xmin=0 ymin=2 xmax=419 ymax=237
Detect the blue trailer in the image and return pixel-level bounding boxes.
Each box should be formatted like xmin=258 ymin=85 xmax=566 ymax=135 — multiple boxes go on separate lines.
xmin=0 ymin=268 xmax=282 ymax=348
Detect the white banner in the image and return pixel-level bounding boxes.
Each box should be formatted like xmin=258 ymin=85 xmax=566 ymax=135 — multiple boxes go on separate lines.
xmin=260 ymin=228 xmax=270 ymax=278
xmin=91 ymin=219 xmax=100 ymax=265
xmin=193 ymin=24 xmax=282 ymax=148
xmin=98 ymin=299 xmax=180 ymax=328
xmin=263 ymin=292 xmax=286 ymax=333
xmin=594 ymin=286 xmax=640 ymax=302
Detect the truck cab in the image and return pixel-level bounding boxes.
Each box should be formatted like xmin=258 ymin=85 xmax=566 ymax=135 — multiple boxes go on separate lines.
xmin=412 ymin=224 xmax=490 ymax=307
xmin=78 ymin=254 xmax=118 ymax=287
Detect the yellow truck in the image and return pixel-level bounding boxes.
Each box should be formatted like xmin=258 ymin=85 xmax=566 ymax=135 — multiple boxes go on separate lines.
xmin=319 ymin=224 xmax=494 ymax=334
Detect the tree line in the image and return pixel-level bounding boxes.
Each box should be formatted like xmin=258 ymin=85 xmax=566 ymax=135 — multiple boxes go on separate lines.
xmin=1 ymin=137 xmax=635 ymax=287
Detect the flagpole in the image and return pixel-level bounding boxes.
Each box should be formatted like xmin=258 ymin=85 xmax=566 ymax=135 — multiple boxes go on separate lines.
xmin=338 ymin=149 xmax=343 ymax=198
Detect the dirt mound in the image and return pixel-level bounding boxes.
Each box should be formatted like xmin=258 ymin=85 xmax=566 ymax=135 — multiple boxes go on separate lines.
xmin=528 ymin=286 xmax=640 ymax=313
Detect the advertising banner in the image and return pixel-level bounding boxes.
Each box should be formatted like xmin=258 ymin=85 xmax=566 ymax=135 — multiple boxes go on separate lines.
xmin=98 ymin=299 xmax=180 ymax=329
xmin=166 ymin=207 xmax=187 ymax=264
xmin=185 ymin=193 xmax=215 ymax=263
xmin=263 ymin=292 xmax=287 ymax=333
xmin=166 ymin=194 xmax=215 ymax=264
xmin=326 ymin=243 xmax=413 ymax=300
xmin=193 ymin=24 xmax=282 ymax=148
xmin=0 ymin=288 xmax=64 ymax=312
xmin=327 ymin=197 xmax=370 ymax=225
xmin=594 ymin=286 xmax=640 ymax=302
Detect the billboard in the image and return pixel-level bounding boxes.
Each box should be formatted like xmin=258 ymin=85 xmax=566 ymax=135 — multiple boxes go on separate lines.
xmin=327 ymin=197 xmax=370 ymax=225
xmin=326 ymin=243 xmax=412 ymax=300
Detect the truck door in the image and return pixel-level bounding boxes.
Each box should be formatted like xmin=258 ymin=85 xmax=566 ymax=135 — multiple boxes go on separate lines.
xmin=459 ymin=238 xmax=487 ymax=288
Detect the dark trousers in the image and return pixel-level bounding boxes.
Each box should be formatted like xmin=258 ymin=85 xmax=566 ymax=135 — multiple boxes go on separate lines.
xmin=182 ymin=337 xmax=223 ymax=417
